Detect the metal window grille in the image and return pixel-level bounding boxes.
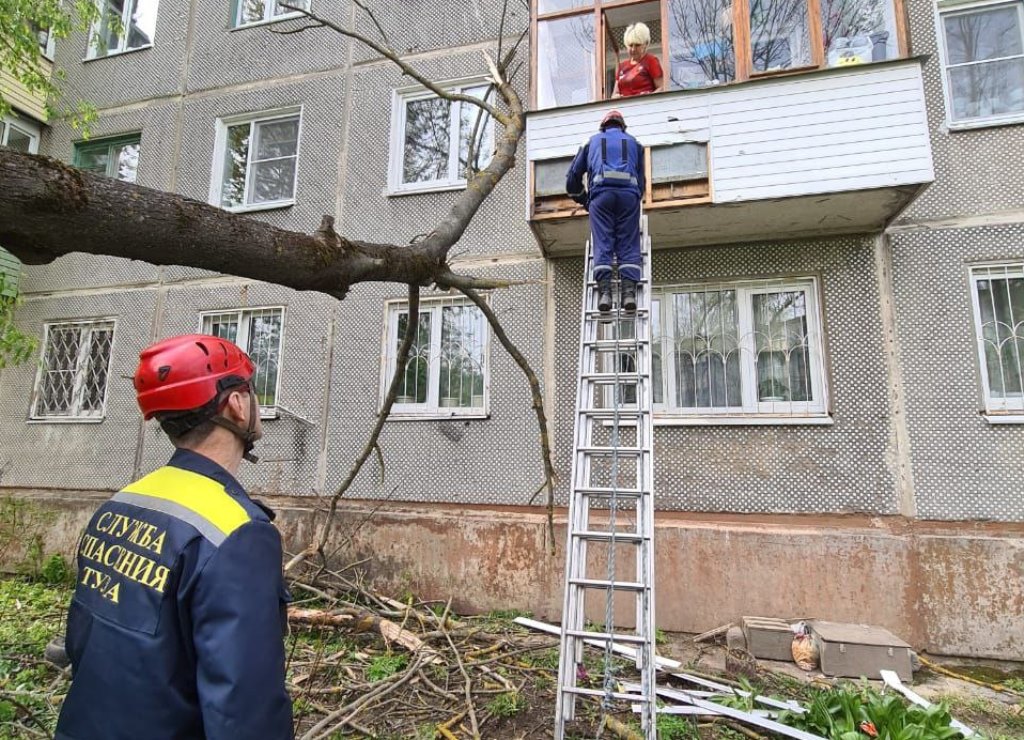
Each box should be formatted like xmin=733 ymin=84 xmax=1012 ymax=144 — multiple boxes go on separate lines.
xmin=385 ymin=296 xmax=489 ymax=415
xmin=32 ymin=320 xmax=115 ymax=420
xmin=200 ymin=307 xmax=284 ymax=414
xmin=652 ymin=278 xmax=827 ymax=417
xmin=971 ymin=264 xmax=1024 ymax=413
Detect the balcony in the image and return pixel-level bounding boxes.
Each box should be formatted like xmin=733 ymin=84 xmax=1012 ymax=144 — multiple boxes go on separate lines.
xmin=527 ymin=58 xmax=933 ymax=254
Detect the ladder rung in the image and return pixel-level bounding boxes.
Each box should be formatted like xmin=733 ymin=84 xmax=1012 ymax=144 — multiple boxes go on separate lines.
xmin=561 ymin=686 xmax=647 ymax=702
xmin=578 ymin=446 xmax=643 ymax=455
xmin=580 ymin=372 xmax=646 ymax=382
xmin=571 ymin=530 xmax=647 ymax=543
xmin=584 ymin=338 xmax=650 ymax=348
xmin=569 ymin=577 xmax=646 ymax=591
xmin=577 ymin=486 xmax=644 ymax=497
xmin=564 ymin=629 xmax=648 ymax=644
xmin=578 ymin=408 xmax=646 ymax=419
xmin=584 ymin=309 xmax=649 ymax=319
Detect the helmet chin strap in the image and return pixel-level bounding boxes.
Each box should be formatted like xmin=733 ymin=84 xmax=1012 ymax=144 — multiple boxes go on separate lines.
xmin=211 ymin=391 xmax=260 ymax=464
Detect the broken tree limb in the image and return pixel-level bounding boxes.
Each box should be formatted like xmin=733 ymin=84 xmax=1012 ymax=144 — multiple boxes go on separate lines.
xmin=693 ymin=622 xmax=733 ymax=643
xmin=287 ymin=605 xmax=438 ymax=661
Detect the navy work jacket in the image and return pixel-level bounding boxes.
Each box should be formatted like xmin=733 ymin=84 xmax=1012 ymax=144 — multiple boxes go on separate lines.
xmin=565 ymin=127 xmax=645 ymax=204
xmin=56 ymin=448 xmax=294 ymax=740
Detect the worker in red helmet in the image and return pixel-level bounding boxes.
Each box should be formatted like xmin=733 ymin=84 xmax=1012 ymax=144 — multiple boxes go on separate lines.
xmin=56 ymin=334 xmax=293 ymax=740
xmin=565 ymin=109 xmax=645 ymax=313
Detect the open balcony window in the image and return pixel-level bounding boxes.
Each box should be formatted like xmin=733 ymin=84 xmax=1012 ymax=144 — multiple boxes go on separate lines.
xmin=939 ymin=0 xmax=1024 ymax=126
xmin=668 ymin=0 xmax=735 ymax=87
xmin=383 ymin=297 xmax=490 ymax=417
xmin=88 ymin=0 xmax=158 ymax=59
xmin=652 ymin=278 xmax=827 ymax=420
xmin=603 ymin=1 xmax=663 ymax=96
xmin=971 ymin=265 xmax=1024 ymax=416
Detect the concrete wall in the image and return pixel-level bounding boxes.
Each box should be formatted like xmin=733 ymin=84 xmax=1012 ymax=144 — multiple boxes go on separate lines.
xmin=5 ymin=489 xmax=1022 ymax=660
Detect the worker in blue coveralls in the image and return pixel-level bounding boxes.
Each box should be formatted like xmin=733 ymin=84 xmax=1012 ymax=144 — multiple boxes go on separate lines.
xmin=55 ymin=334 xmax=293 ymax=740
xmin=566 ymin=109 xmax=645 ymax=313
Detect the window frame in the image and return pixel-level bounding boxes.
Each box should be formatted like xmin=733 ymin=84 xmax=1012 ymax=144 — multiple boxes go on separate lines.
xmin=73 ymin=133 xmax=142 ymax=181
xmin=231 ymin=0 xmax=310 ymax=29
xmin=969 ymin=263 xmax=1024 ymax=420
xmin=935 ymin=0 xmax=1024 ymax=129
xmin=387 ymin=80 xmax=496 ymax=195
xmin=1 ymin=115 xmax=41 ymax=154
xmin=198 ymin=306 xmax=286 ymax=419
xmin=85 ymin=0 xmax=159 ymax=60
xmin=29 ymin=318 xmax=117 ymax=423
xmin=651 ymin=277 xmax=830 ymax=424
xmin=530 ymin=0 xmax=908 ymax=108
xmin=209 ymin=106 xmax=303 ymax=213
xmin=380 ymin=295 xmax=492 ymax=419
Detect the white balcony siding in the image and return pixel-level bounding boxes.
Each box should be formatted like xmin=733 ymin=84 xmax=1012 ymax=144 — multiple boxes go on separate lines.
xmin=526 ymin=59 xmax=934 ymax=207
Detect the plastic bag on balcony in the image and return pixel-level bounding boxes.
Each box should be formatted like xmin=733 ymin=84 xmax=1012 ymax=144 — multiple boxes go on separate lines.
xmin=828 ymin=35 xmax=874 ymax=67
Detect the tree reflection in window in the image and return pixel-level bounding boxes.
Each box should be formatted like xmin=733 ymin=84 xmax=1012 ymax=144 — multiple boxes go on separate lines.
xmin=396 ymin=311 xmax=433 ymax=404
xmin=749 ymin=0 xmax=812 ymax=72
xmin=673 ymin=290 xmax=742 ymax=408
xmin=752 ymin=291 xmax=812 ymax=403
xmin=440 ymin=305 xmax=486 ymax=408
xmin=403 ymin=97 xmax=452 ymax=184
xmin=668 ymin=0 xmax=735 ymax=88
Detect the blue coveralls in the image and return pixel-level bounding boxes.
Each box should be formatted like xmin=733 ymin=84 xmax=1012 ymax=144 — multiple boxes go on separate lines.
xmin=565 ymin=127 xmax=645 ymax=283
xmin=56 ymin=448 xmax=294 ymax=740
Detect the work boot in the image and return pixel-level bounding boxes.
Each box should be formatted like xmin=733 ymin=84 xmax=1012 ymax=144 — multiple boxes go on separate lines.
xmin=621 ymin=279 xmax=637 ymax=313
xmin=597 ymin=279 xmax=613 ymax=313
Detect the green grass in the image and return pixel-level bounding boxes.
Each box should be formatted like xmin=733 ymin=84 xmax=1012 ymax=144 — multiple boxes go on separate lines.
xmin=366 ymin=653 xmax=408 ymax=682
xmin=486 ymin=691 xmax=525 ymax=717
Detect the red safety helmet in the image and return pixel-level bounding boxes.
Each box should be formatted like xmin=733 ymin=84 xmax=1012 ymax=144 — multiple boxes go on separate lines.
xmin=600 ymin=109 xmax=627 ymax=131
xmin=134 ymin=334 xmax=254 ymax=420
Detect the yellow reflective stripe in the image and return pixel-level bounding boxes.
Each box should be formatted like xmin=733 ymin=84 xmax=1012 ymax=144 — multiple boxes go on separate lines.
xmin=121 ymin=466 xmax=250 ymax=538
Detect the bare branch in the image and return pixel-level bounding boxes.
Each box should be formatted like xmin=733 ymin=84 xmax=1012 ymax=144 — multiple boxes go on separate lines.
xmin=458 ymin=286 xmax=558 ymax=553
xmin=267 ymin=20 xmax=326 ymax=34
xmin=351 ymin=0 xmax=390 ymax=45
xmin=435 ymin=270 xmax=535 ymax=291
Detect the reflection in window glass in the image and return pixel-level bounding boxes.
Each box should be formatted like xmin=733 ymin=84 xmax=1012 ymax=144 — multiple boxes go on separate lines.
xmin=403 ymin=97 xmax=451 ymax=184
xmin=235 ymin=0 xmax=309 ymax=28
xmin=942 ymin=4 xmax=1024 ymax=122
xmin=217 ymin=114 xmax=300 ymax=209
xmin=4 ymin=126 xmax=34 ymax=153
xmin=749 ymin=0 xmax=812 ymax=72
xmin=537 ymin=14 xmax=596 ymax=108
xmin=201 ymin=308 xmax=284 ymax=409
xmin=538 ymin=0 xmax=590 ymax=13
xmin=668 ymin=0 xmax=735 ymax=87
xmin=89 ymin=0 xmax=159 ymax=58
xmin=972 ymin=266 xmax=1024 ymax=410
xmin=752 ymin=291 xmax=811 ymax=403
xmin=820 ymin=0 xmax=896 ymax=66
xmin=75 ymin=136 xmax=141 ymax=183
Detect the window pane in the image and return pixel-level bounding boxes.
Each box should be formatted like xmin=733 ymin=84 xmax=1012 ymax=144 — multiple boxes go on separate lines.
xmin=535 ymin=157 xmax=574 ymax=196
xmin=81 ymin=327 xmax=114 ymax=414
xmin=668 ymin=0 xmax=735 ymax=88
xmin=202 ymin=313 xmax=240 ymax=343
xmin=254 ymin=118 xmax=299 ymax=160
xmin=249 ymin=159 xmax=297 ymax=203
xmin=247 ymin=310 xmax=282 ymax=406
xmin=944 ymin=6 xmax=1023 ymax=65
xmin=221 ymin=123 xmax=251 ymax=208
xmin=458 ymin=86 xmax=494 ymax=175
xmin=38 ymin=326 xmax=83 ymax=416
xmin=538 ymin=0 xmax=590 ymax=13
xmin=749 ymin=0 xmax=813 ymax=72
xmin=537 ymin=15 xmax=597 ymax=108
xmin=673 ymin=290 xmax=741 ymax=408
xmin=976 ymin=276 xmax=1024 ymax=400
xmin=949 ymin=58 xmax=1024 ymax=121
xmin=652 ymin=297 xmax=664 ymax=404
xmin=95 ymin=0 xmax=126 ymax=55
xmin=115 ymin=142 xmax=140 ymax=182
xmin=239 ymin=0 xmax=265 ymax=24
xmin=604 ymin=2 xmax=663 ymax=96
xmin=77 ymin=146 xmax=111 ymax=176
xmin=402 ymin=97 xmax=451 ymax=184
xmin=651 ymin=143 xmax=708 ymax=182
xmin=396 ymin=311 xmax=432 ymax=404
xmin=5 ymin=127 xmax=33 ymax=153
xmin=126 ymin=0 xmax=157 ymax=48
xmin=440 ymin=306 xmax=486 ymax=408
xmin=821 ymin=0 xmax=895 ymax=66
xmin=273 ymin=0 xmax=308 ymax=15
xmin=752 ymin=290 xmax=813 ymax=402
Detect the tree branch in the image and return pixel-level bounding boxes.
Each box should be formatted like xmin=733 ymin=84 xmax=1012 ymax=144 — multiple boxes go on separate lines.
xmin=457 ymin=286 xmax=558 ymax=553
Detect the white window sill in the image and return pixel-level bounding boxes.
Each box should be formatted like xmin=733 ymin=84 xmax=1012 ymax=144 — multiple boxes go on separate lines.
xmin=387 ymin=411 xmax=488 ymax=421
xmin=260 ymin=409 xmax=279 ymax=420
xmin=653 ymin=414 xmax=834 ymax=427
xmin=27 ymin=416 xmax=106 ymax=424
xmin=947 ymin=114 xmax=1024 ymax=132
xmin=230 ymin=12 xmax=305 ymax=31
xmin=83 ymin=44 xmax=153 ymax=63
xmin=984 ymin=413 xmax=1024 ymax=425
xmin=220 ymin=199 xmax=295 ymax=214
xmin=387 ymin=181 xmax=467 ymax=197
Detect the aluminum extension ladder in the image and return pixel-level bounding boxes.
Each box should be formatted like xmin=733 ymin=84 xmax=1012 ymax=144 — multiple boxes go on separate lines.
xmin=555 ymin=214 xmax=657 ymax=739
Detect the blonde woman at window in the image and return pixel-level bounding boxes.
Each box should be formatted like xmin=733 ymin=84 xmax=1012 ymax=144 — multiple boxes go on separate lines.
xmin=612 ymin=22 xmax=664 ymax=97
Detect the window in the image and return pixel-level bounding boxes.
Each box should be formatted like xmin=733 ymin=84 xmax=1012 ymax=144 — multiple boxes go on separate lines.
xmin=1 ymin=116 xmax=41 ymax=154
xmin=87 ymin=0 xmax=159 ymax=59
xmin=35 ymin=25 xmax=56 ymax=59
xmin=31 ymin=320 xmax=115 ymax=420
xmin=389 ymin=83 xmax=495 ymax=193
xmin=233 ymin=0 xmax=309 ymax=28
xmin=212 ymin=109 xmax=301 ymax=211
xmin=970 ymin=265 xmax=1024 ymax=415
xmin=533 ymin=0 xmax=901 ymax=105
xmin=74 ymin=135 xmax=141 ymax=182
xmin=938 ymin=0 xmax=1024 ymax=126
xmin=200 ymin=307 xmax=284 ymax=415
xmin=383 ymin=298 xmax=489 ymax=416
xmin=652 ymin=279 xmax=827 ymax=420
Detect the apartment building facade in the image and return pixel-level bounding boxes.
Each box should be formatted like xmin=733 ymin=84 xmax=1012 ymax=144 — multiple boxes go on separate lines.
xmin=1 ymin=0 xmax=1022 ymax=658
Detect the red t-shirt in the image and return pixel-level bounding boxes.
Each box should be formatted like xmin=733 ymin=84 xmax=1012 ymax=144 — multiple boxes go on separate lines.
xmin=616 ymin=54 xmax=663 ymax=96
